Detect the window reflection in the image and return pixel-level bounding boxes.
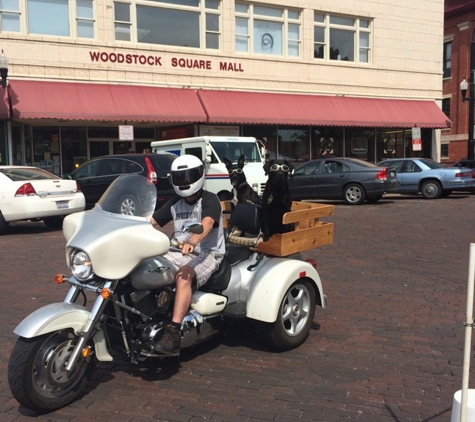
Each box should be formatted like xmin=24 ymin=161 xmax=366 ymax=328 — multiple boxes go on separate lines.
xmin=138 ymin=8 xmax=199 ymax=46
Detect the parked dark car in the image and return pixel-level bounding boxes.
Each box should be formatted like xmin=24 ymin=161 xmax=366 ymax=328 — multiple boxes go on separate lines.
xmin=453 ymin=159 xmax=475 ymax=178
xmin=288 ymin=157 xmax=399 ymax=205
xmin=377 ymin=158 xmax=475 ymax=198
xmin=453 ymin=159 xmax=475 ymax=193
xmin=69 ymin=153 xmax=176 ymax=212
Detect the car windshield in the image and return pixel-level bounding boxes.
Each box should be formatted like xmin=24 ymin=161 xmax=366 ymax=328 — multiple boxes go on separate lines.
xmin=210 ymin=141 xmax=261 ymax=163
xmin=97 ymin=174 xmax=157 ymax=217
xmin=419 ymin=158 xmax=443 ymax=169
xmin=0 ymin=167 xmax=59 ymax=181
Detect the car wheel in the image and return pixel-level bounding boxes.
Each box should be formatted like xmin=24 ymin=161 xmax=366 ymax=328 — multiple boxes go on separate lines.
xmin=119 ymin=193 xmax=141 ymax=215
xmin=421 ymin=180 xmax=442 ymax=199
xmin=43 ymin=216 xmax=64 ymax=230
xmin=0 ymin=211 xmax=9 ymax=235
xmin=366 ymin=195 xmax=383 ymax=204
xmin=343 ymin=183 xmax=366 ymax=205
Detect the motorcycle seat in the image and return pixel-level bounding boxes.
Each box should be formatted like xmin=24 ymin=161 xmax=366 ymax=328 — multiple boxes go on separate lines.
xmin=200 ymin=257 xmax=231 ymax=293
xmin=200 ymin=244 xmax=253 ymax=293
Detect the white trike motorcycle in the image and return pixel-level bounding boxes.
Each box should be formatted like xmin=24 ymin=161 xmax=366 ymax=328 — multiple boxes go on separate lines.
xmin=8 ymin=174 xmax=327 ymax=413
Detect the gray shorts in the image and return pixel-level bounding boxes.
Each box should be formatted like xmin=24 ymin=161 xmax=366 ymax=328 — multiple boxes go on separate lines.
xmin=163 ymin=250 xmax=223 ymax=288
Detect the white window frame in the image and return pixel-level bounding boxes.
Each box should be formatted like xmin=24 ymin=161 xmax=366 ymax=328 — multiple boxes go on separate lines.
xmin=0 ymin=0 xmax=95 ymax=39
xmin=235 ymin=2 xmax=301 ymax=58
xmin=314 ymin=12 xmax=372 ymax=64
xmin=114 ymin=0 xmax=221 ymax=49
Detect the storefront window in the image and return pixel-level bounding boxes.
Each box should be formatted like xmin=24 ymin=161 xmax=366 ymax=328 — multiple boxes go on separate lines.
xmin=242 ymin=124 xmax=277 ymax=160
xmin=344 ymin=127 xmax=375 ymax=161
xmin=61 ymin=127 xmax=87 ymax=176
xmin=277 ymin=126 xmax=309 ymax=164
xmin=376 ymin=128 xmax=403 ymax=163
xmin=32 ymin=127 xmax=61 ymax=175
xmin=310 ymin=127 xmax=344 ymax=159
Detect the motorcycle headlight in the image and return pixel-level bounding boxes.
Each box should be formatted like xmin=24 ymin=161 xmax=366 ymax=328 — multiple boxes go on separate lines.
xmin=70 ymin=250 xmax=93 ymax=281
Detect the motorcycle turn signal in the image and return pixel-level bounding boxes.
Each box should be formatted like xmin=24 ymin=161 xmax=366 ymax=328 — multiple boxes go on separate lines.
xmin=55 ymin=274 xmax=65 ymax=284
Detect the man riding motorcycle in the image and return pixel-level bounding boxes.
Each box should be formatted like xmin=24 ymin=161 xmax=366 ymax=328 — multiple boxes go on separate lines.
xmin=151 ymin=154 xmax=225 ymax=355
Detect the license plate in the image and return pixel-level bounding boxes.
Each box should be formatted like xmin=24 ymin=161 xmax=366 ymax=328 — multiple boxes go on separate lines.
xmin=56 ymin=201 xmax=69 ymax=210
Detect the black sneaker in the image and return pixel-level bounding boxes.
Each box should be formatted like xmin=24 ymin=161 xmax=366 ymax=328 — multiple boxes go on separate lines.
xmin=152 ymin=324 xmax=181 ymax=355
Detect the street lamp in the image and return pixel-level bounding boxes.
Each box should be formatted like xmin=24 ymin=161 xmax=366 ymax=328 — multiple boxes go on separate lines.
xmin=0 ymin=50 xmax=8 ymax=89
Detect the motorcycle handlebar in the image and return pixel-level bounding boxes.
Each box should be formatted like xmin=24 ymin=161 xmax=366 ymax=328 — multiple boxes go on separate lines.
xmin=169 ymin=240 xmax=199 ymax=256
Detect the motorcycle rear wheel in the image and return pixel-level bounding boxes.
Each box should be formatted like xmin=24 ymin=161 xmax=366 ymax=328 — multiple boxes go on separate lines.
xmin=8 ymin=330 xmax=96 ymax=413
xmin=255 ymin=279 xmax=316 ymax=351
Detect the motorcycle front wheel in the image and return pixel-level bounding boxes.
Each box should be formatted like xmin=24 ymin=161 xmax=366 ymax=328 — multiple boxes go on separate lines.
xmin=255 ymin=279 xmax=316 ymax=351
xmin=8 ymin=329 xmax=96 ymax=413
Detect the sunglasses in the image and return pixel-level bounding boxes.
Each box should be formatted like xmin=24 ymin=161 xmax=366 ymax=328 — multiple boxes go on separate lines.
xmin=269 ymin=163 xmax=291 ymax=172
xmin=228 ymin=168 xmax=244 ymax=175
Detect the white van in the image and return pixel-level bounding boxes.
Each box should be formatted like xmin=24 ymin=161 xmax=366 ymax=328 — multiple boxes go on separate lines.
xmin=151 ymin=136 xmax=267 ymax=200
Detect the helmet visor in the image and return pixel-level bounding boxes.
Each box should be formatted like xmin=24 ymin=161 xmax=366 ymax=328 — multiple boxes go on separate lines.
xmin=171 ymin=165 xmax=204 ymax=187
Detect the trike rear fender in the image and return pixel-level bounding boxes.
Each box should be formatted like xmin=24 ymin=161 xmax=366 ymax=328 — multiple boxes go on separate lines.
xmin=246 ymin=258 xmax=325 ymax=323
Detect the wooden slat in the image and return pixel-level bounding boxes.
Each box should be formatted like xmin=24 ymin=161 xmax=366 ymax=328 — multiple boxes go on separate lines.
xmin=224 ymin=200 xmax=335 ymax=257
xmin=283 ymin=202 xmax=335 ymax=224
xmin=257 ymin=223 xmax=334 ymax=256
xmin=221 ymin=200 xmax=233 ymax=212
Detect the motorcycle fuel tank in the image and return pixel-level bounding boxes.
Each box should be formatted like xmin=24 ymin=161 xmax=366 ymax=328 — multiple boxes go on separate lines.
xmin=130 ymin=257 xmax=177 ymax=290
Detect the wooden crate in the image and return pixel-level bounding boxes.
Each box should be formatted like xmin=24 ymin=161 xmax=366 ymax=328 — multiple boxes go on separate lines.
xmin=256 ymin=201 xmax=334 ymax=257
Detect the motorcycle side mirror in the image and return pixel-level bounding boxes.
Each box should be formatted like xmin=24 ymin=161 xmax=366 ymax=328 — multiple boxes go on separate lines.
xmin=182 ymin=222 xmax=204 ymax=234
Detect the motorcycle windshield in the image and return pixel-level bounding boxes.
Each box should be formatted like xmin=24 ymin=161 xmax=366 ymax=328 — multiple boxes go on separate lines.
xmin=96 ymin=174 xmax=157 ymax=218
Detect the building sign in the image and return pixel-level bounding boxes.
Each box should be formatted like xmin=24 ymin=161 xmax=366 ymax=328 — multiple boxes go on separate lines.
xmin=351 ymin=138 xmax=367 ymax=154
xmin=199 ymin=125 xmax=240 ymax=136
xmin=119 ymin=125 xmax=134 ymax=141
xmin=89 ymin=51 xmax=244 ymax=73
xmin=412 ymin=126 xmax=421 ymax=151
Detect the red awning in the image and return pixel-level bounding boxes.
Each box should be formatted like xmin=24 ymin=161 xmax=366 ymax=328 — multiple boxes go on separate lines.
xmin=7 ymin=80 xmax=208 ymax=122
xmin=197 ymin=89 xmax=451 ymax=128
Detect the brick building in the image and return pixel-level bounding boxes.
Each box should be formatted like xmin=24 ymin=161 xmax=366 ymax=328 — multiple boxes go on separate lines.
xmin=0 ymin=0 xmax=448 ymax=174
xmin=443 ymin=0 xmax=475 ymax=163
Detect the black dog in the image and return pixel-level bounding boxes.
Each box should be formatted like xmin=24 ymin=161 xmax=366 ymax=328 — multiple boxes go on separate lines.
xmin=223 ymin=155 xmax=261 ymax=207
xmin=223 ymin=155 xmax=262 ymax=236
xmin=261 ymin=159 xmax=294 ymax=241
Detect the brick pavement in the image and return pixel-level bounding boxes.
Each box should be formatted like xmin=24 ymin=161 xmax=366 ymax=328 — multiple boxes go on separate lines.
xmin=1 ymin=193 xmax=475 ymax=421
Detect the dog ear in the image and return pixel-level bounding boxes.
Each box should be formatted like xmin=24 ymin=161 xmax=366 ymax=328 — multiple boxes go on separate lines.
xmin=238 ymin=155 xmax=245 ymax=168
xmin=223 ymin=157 xmax=232 ymax=169
xmin=263 ymin=160 xmax=271 ymax=175
xmin=286 ymin=160 xmax=294 ymax=174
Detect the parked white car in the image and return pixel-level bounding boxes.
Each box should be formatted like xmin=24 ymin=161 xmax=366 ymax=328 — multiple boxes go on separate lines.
xmin=0 ymin=166 xmax=85 ymax=234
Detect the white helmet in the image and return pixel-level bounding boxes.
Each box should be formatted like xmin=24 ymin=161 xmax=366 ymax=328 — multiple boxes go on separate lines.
xmin=170 ymin=155 xmax=205 ymax=197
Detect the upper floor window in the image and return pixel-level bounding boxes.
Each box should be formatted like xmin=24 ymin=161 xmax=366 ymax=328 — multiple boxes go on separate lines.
xmin=314 ymin=12 xmax=371 ymax=63
xmin=235 ymin=2 xmax=300 ymax=57
xmin=0 ymin=0 xmax=95 ymax=38
xmin=0 ymin=0 xmax=20 ymax=32
xmin=442 ymin=98 xmax=450 ymax=119
xmin=443 ymin=41 xmax=451 ymax=78
xmin=114 ymin=0 xmax=220 ymax=49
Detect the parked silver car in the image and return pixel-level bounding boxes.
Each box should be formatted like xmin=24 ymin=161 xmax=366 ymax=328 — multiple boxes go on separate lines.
xmin=377 ymin=158 xmax=475 ymax=198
